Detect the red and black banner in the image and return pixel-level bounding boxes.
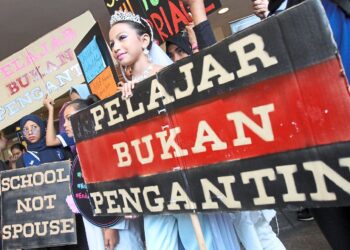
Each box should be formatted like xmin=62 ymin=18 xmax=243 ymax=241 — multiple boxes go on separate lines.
xmin=72 ymin=0 xmax=350 ymax=215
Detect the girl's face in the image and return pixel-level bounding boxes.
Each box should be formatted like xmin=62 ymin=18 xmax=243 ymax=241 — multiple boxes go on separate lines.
xmin=109 ymin=23 xmax=149 ymax=66
xmin=63 ymin=105 xmax=77 ymax=138
xmin=11 ymin=148 xmax=24 ymax=158
xmin=167 ymin=44 xmax=189 ymax=62
xmin=23 ymin=120 xmax=41 ymax=144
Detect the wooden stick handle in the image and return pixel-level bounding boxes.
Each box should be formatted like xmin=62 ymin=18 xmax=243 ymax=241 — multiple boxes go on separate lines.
xmin=190 ymin=213 xmax=207 ymax=250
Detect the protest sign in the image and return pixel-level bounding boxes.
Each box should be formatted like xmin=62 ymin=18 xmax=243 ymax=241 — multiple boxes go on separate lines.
xmin=77 ymin=36 xmax=107 ymax=83
xmin=89 ymin=67 xmax=120 ymax=100
xmin=103 ymin=0 xmax=221 ymax=43
xmin=0 ymin=11 xmax=96 ymax=131
xmin=70 ymin=156 xmax=121 ymax=227
xmin=1 ymin=161 xmax=76 ymax=249
xmin=75 ymin=23 xmax=119 ymax=100
xmin=72 ymin=0 xmax=350 ymax=215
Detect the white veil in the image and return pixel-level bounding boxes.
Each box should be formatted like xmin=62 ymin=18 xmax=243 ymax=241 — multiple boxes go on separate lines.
xmin=149 ymin=42 xmax=173 ymax=67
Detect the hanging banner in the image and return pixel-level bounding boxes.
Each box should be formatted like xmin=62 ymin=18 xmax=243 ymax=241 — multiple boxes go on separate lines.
xmin=73 ymin=0 xmax=350 ymax=215
xmin=0 ymin=11 xmax=96 ymax=130
xmin=1 ymin=161 xmax=76 ymax=250
xmin=103 ymin=0 xmax=221 ymax=43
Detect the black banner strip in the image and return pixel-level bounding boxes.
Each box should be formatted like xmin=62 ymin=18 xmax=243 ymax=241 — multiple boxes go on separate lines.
xmin=85 ymin=141 xmax=350 ymax=215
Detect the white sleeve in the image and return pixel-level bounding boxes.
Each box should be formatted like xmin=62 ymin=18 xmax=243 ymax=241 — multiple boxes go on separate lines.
xmin=56 ymin=134 xmax=68 ymax=147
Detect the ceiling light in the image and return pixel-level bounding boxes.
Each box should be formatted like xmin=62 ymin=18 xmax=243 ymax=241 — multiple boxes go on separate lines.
xmin=218 ymin=7 xmax=229 ymax=15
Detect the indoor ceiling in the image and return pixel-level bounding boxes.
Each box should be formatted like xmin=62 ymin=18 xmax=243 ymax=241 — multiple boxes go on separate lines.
xmin=209 ymin=0 xmax=252 ymax=35
xmin=0 ymin=0 xmax=252 ymax=61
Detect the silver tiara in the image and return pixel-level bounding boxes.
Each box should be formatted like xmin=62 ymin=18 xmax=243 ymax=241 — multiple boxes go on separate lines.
xmin=110 ymin=11 xmax=142 ymax=26
xmin=110 ymin=11 xmax=154 ymax=42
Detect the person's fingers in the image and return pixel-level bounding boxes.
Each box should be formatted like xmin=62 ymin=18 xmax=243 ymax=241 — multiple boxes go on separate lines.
xmin=104 ymin=240 xmax=110 ymax=250
xmin=253 ymin=4 xmax=268 ymax=10
xmin=111 ymin=237 xmax=117 ymax=249
xmin=252 ymin=0 xmax=268 ymax=7
xmin=121 ymin=82 xmax=135 ymax=99
xmin=123 ymin=83 xmax=130 ymax=99
xmin=122 ymin=84 xmax=128 ymax=99
xmin=254 ymin=11 xmax=266 ymax=18
xmin=127 ymin=83 xmax=133 ymax=98
xmin=125 ymin=83 xmax=131 ymax=98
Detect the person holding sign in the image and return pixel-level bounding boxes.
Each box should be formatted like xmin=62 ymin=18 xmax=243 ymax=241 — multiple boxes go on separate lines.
xmin=14 ymin=114 xmax=90 ymax=249
xmin=44 ymin=95 xmax=144 ymax=250
xmin=109 ymin=10 xmax=240 ymax=250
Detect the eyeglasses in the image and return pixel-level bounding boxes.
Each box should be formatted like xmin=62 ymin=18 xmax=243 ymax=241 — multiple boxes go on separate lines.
xmin=22 ymin=125 xmax=39 ymax=136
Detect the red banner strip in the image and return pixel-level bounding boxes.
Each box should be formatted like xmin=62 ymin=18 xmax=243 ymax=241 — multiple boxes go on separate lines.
xmin=77 ymin=58 xmax=350 ymax=183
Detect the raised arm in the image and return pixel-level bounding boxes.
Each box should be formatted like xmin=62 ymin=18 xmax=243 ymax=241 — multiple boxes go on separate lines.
xmin=185 ymin=0 xmax=208 ymax=25
xmin=43 ymin=95 xmax=61 ymax=146
xmin=184 ymin=0 xmax=216 ymax=49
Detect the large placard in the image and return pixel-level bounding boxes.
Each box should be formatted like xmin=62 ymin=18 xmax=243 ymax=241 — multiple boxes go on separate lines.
xmin=73 ymin=0 xmax=350 ymax=215
xmin=1 ymin=161 xmax=76 ymax=249
xmin=0 ymin=11 xmax=96 ymax=130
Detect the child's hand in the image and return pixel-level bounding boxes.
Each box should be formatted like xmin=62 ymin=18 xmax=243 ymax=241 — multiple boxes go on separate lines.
xmin=103 ymin=228 xmax=119 ymax=250
xmin=43 ymin=94 xmax=55 ymax=111
xmin=8 ymin=154 xmax=19 ymax=163
xmin=252 ymin=0 xmax=269 ymax=19
xmin=121 ymin=81 xmax=136 ymax=100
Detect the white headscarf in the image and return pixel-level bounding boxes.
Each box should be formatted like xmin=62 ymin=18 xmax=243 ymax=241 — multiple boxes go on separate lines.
xmin=70 ymin=84 xmax=90 ymax=99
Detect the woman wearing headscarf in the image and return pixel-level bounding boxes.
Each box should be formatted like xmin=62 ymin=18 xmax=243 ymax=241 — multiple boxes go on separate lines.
xmin=16 ymin=114 xmax=67 ymax=168
xmin=15 ymin=114 xmax=89 ymax=250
